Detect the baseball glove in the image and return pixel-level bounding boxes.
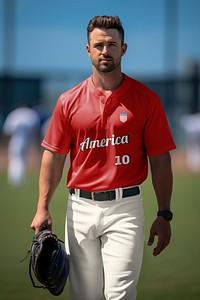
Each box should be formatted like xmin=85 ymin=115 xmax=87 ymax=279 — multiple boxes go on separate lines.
xmin=23 ymin=230 xmax=69 ymax=296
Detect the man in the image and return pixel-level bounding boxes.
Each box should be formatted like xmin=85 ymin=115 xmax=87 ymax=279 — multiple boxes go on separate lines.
xmin=31 ymin=16 xmax=176 ymax=300
xmin=2 ymin=104 xmax=40 ymax=186
xmin=181 ymin=112 xmax=200 ymax=172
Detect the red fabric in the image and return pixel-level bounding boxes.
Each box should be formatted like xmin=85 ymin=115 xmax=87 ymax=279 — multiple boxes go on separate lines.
xmin=42 ymin=75 xmax=176 ymax=191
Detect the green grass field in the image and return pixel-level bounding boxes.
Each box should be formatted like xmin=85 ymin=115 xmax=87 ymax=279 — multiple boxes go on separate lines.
xmin=0 ymin=169 xmax=200 ymax=300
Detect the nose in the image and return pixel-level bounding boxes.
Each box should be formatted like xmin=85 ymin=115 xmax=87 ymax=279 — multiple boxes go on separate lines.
xmin=102 ymin=45 xmax=109 ymax=55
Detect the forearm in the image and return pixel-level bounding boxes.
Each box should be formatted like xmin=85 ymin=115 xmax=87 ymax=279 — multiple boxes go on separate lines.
xmin=37 ymin=149 xmax=66 ymax=211
xmin=31 ymin=150 xmax=66 ymax=232
xmin=149 ymin=152 xmax=173 ymax=210
xmin=148 ymin=152 xmax=173 ymax=255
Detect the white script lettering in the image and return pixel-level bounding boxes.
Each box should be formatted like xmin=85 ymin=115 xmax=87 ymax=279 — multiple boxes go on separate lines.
xmin=80 ymin=134 xmax=129 ymax=151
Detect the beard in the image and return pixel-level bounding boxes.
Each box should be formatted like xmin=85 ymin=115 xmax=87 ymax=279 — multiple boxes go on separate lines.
xmin=91 ymin=55 xmax=121 ymax=73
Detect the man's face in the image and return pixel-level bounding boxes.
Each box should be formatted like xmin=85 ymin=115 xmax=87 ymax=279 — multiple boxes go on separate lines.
xmin=86 ymin=28 xmax=127 ymax=73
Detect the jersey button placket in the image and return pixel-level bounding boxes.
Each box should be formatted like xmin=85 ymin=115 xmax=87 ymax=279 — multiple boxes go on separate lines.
xmin=103 ymin=98 xmax=111 ymax=129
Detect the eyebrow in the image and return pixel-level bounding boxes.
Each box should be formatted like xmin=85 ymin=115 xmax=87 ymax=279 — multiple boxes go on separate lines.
xmin=93 ymin=41 xmax=118 ymax=46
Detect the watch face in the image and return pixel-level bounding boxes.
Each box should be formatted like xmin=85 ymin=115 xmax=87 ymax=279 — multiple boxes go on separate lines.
xmin=158 ymin=210 xmax=173 ymax=221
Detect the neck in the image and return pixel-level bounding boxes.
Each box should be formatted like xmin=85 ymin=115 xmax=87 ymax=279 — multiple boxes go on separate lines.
xmin=92 ymin=67 xmax=124 ymax=95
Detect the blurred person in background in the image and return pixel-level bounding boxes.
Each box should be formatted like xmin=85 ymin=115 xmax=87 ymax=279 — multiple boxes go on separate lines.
xmin=2 ymin=104 xmax=40 ymax=186
xmin=181 ymin=112 xmax=200 ymax=172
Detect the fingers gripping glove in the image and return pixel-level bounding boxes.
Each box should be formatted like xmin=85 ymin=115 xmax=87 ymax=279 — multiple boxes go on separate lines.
xmin=28 ymin=230 xmax=69 ymax=296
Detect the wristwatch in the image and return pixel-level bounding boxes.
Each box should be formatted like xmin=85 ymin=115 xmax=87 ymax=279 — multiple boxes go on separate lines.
xmin=157 ymin=210 xmax=173 ymax=221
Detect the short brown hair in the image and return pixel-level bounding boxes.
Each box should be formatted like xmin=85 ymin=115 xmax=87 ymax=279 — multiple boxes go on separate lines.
xmin=87 ymin=15 xmax=125 ymax=44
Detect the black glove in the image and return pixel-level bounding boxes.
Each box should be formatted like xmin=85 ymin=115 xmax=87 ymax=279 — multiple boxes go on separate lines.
xmin=25 ymin=230 xmax=69 ymax=296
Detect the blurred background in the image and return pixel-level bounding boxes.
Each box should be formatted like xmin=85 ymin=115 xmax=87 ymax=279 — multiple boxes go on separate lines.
xmin=0 ymin=1 xmax=200 ymax=300
xmin=0 ymin=0 xmax=200 ymax=175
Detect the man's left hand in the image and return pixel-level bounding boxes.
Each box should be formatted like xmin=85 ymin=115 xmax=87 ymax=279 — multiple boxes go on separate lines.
xmin=147 ymin=217 xmax=171 ymax=256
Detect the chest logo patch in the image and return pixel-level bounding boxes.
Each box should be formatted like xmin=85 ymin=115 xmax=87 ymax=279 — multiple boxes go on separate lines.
xmin=120 ymin=112 xmax=128 ymax=123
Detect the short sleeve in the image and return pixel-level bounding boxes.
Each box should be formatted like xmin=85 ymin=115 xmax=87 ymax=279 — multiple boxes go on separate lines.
xmin=42 ymin=98 xmax=72 ymax=154
xmin=144 ymin=95 xmax=176 ymax=156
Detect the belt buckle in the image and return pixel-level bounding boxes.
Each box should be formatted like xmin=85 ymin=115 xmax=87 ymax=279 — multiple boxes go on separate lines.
xmin=91 ymin=191 xmax=104 ymax=201
xmin=91 ymin=191 xmax=108 ymax=201
xmin=91 ymin=190 xmax=115 ymax=201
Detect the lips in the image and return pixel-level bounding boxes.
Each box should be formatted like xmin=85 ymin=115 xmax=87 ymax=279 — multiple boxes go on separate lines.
xmin=99 ymin=57 xmax=113 ymax=62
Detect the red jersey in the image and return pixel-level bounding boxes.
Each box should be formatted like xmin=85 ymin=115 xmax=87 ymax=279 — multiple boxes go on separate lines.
xmin=42 ymin=74 xmax=176 ymax=191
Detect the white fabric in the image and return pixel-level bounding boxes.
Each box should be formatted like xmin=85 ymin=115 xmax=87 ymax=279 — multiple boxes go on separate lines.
xmin=3 ymin=107 xmax=40 ymax=186
xmin=65 ymin=189 xmax=144 ymax=300
xmin=181 ymin=113 xmax=200 ymax=172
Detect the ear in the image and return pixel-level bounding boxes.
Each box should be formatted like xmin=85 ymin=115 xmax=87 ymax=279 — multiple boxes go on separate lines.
xmin=121 ymin=43 xmax=127 ymax=56
xmin=86 ymin=44 xmax=91 ymax=57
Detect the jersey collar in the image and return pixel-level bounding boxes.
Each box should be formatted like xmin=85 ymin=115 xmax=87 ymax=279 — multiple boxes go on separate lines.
xmin=88 ymin=73 xmax=131 ymax=98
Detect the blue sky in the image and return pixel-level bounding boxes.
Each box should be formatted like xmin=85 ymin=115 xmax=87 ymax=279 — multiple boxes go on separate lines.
xmin=0 ymin=0 xmax=200 ymax=77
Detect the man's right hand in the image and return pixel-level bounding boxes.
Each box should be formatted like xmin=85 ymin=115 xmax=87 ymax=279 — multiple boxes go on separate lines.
xmin=31 ymin=209 xmax=52 ymax=234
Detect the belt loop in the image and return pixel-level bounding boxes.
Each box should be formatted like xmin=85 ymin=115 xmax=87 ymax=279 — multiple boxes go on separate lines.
xmin=115 ymin=188 xmax=120 ymax=200
xmin=76 ymin=188 xmax=80 ymax=198
xmin=138 ymin=185 xmax=141 ymax=195
xmin=118 ymin=187 xmax=123 ymax=200
xmin=91 ymin=192 xmax=95 ymax=201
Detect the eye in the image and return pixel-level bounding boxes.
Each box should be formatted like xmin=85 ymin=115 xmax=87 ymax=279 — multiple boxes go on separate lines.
xmin=109 ymin=42 xmax=117 ymax=46
xmin=94 ymin=43 xmax=103 ymax=49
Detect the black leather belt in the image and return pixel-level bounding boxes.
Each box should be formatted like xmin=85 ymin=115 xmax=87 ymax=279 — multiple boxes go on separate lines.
xmin=70 ymin=186 xmax=140 ymax=201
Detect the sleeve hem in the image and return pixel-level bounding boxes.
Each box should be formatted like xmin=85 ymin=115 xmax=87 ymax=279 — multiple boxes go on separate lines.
xmin=41 ymin=140 xmax=69 ymax=155
xmin=147 ymin=144 xmax=176 ymax=156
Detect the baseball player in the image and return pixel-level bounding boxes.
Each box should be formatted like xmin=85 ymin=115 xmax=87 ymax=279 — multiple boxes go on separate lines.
xmin=181 ymin=112 xmax=200 ymax=172
xmin=2 ymin=105 xmax=40 ymax=186
xmin=31 ymin=16 xmax=176 ymax=300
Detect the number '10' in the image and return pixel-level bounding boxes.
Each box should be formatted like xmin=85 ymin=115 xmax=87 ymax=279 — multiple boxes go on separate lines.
xmin=115 ymin=155 xmax=130 ymax=165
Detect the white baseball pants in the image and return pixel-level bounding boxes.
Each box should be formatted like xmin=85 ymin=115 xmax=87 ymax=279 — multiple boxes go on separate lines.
xmin=65 ymin=187 xmax=144 ymax=300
